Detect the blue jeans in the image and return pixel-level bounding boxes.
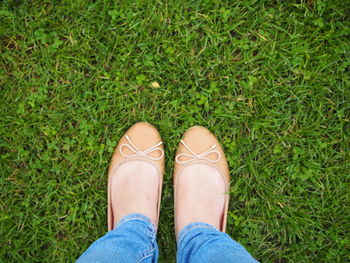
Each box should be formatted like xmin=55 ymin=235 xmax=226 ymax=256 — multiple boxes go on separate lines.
xmin=77 ymin=214 xmax=258 ymax=263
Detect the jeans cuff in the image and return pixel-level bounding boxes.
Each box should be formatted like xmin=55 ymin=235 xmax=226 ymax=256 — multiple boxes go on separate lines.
xmin=115 ymin=213 xmax=156 ymax=231
xmin=177 ymin=222 xmax=218 ymax=244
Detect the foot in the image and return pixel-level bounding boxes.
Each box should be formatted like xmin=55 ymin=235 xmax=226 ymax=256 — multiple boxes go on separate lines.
xmin=174 ymin=126 xmax=230 ymax=237
xmin=107 ymin=122 xmax=164 ymax=230
xmin=175 ymin=164 xmax=226 ymax=237
xmin=111 ymin=160 xmax=159 ymax=226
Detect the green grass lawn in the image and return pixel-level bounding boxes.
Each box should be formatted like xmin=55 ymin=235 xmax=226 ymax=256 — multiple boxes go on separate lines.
xmin=1 ymin=0 xmax=349 ymax=262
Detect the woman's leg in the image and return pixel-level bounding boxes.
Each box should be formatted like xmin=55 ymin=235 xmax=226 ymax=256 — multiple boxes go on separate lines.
xmin=174 ymin=126 xmax=259 ymax=263
xmin=177 ymin=222 xmax=258 ymax=263
xmin=76 ymin=122 xmax=165 ymax=263
xmin=77 ymin=214 xmax=158 ymax=263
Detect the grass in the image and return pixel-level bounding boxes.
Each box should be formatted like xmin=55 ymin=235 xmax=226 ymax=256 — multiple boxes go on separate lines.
xmin=0 ymin=0 xmax=349 ymax=262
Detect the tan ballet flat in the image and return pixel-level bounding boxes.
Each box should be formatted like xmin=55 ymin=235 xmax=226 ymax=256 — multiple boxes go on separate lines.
xmin=107 ymin=122 xmax=165 ymax=230
xmin=174 ymin=126 xmax=230 ymax=232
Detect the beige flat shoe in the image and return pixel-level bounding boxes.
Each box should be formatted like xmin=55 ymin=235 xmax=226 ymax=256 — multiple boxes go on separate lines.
xmin=107 ymin=122 xmax=165 ymax=230
xmin=174 ymin=126 xmax=230 ymax=232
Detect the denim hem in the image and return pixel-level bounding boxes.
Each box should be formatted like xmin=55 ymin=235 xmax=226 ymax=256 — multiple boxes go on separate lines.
xmin=138 ymin=247 xmax=156 ymax=262
xmin=115 ymin=213 xmax=158 ymax=262
xmin=115 ymin=213 xmax=156 ymax=230
xmin=177 ymin=222 xmax=218 ymax=244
